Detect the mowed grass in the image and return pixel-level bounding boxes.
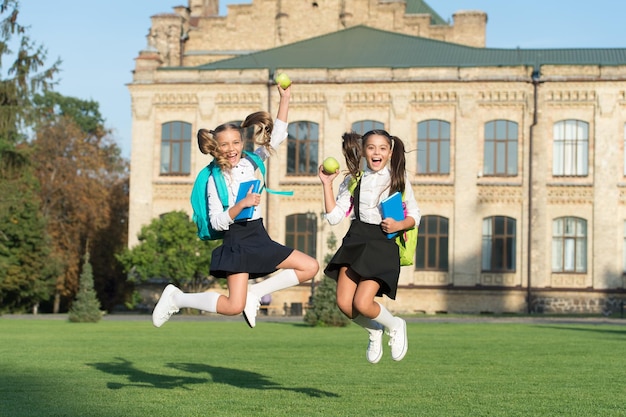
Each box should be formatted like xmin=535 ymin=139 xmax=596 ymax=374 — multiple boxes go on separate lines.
xmin=1 ymin=316 xmax=626 ymax=417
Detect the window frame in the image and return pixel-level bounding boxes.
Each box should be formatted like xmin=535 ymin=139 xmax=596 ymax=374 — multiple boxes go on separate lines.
xmin=287 ymin=121 xmax=319 ymax=176
xmin=415 ymin=215 xmax=449 ymax=271
xmin=285 ymin=213 xmax=317 ymax=259
xmin=481 ymin=216 xmax=516 ymax=273
xmin=553 ymin=119 xmax=589 ymax=177
xmin=160 ymin=121 xmax=192 ymax=176
xmin=417 ymin=119 xmax=451 ymax=175
xmin=483 ymin=120 xmax=518 ymax=177
xmin=552 ymin=217 xmax=587 ymax=273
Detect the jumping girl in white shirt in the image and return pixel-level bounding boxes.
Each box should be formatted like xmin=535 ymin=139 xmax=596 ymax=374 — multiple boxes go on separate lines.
xmin=318 ymin=130 xmax=420 ymax=363
xmin=153 ymin=84 xmax=319 ymax=329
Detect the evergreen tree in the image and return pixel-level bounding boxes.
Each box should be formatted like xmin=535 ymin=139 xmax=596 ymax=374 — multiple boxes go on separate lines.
xmin=0 ymin=0 xmax=60 ymax=313
xmin=0 ymin=167 xmax=58 ymax=313
xmin=304 ymin=232 xmax=351 ymax=327
xmin=68 ymin=251 xmax=102 ymax=323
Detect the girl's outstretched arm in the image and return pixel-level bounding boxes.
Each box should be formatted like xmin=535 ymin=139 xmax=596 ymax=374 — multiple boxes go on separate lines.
xmin=276 ymin=84 xmax=291 ymax=123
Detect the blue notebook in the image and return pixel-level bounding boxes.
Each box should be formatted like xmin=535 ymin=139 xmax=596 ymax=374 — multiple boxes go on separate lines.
xmin=380 ymin=191 xmax=404 ymax=239
xmin=234 ymin=179 xmax=261 ymax=221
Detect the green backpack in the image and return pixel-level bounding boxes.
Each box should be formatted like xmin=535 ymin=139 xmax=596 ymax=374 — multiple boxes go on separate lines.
xmin=347 ymin=173 xmax=418 ymax=266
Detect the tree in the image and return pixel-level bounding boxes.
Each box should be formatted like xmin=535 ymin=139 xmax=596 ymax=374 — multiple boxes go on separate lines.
xmin=90 ymin=178 xmax=129 ymax=312
xmin=0 ymin=167 xmax=59 ymax=313
xmin=117 ymin=211 xmax=220 ymax=293
xmin=68 ymin=250 xmax=102 ymax=323
xmin=0 ymin=0 xmax=60 ymax=312
xmin=304 ymin=232 xmax=351 ymax=327
xmin=30 ymin=93 xmax=129 ymax=313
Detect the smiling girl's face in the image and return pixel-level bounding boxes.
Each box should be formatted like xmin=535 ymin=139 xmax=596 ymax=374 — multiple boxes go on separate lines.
xmin=363 ymin=133 xmax=391 ymax=172
xmin=216 ymin=128 xmax=244 ymax=168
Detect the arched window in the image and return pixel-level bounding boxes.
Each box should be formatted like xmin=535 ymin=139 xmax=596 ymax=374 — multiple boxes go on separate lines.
xmin=482 ymin=216 xmax=516 ymax=272
xmin=287 ymin=121 xmax=319 ymax=175
xmin=351 ymin=120 xmax=384 ymax=135
xmin=553 ymin=120 xmax=588 ymax=176
xmin=285 ymin=213 xmax=317 ymax=258
xmin=417 ymin=120 xmax=450 ymax=174
xmin=161 ymin=121 xmax=191 ymax=175
xmin=552 ymin=217 xmax=587 ymax=273
xmin=415 ymin=215 xmax=449 ymax=271
xmin=484 ymin=120 xmax=518 ymax=176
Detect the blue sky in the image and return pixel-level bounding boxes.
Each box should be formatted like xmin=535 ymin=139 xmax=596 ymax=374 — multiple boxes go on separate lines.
xmin=20 ymin=1 xmax=626 ymax=158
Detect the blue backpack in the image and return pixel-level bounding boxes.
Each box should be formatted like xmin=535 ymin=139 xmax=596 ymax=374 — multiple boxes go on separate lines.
xmin=190 ymin=151 xmax=291 ymax=240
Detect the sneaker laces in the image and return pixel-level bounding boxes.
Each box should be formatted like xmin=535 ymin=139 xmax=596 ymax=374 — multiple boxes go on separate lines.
xmin=387 ymin=328 xmax=398 ymax=348
xmin=159 ymin=306 xmax=179 ymax=321
xmin=368 ymin=331 xmax=382 ymax=349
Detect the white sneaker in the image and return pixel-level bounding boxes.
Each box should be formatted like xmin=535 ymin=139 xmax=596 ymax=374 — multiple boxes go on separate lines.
xmin=387 ymin=318 xmax=408 ymax=361
xmin=242 ymin=291 xmax=261 ymax=328
xmin=152 ymin=284 xmax=182 ymax=328
xmin=366 ymin=324 xmax=384 ymax=364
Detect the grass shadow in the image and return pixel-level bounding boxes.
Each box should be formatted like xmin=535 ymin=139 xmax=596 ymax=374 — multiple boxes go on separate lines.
xmin=87 ymin=358 xmax=339 ymax=398
xmin=87 ymin=357 xmax=208 ymax=390
xmin=168 ymin=362 xmax=340 ymax=398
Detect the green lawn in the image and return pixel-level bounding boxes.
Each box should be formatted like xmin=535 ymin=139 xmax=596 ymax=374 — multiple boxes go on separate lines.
xmin=1 ymin=316 xmax=625 ymax=417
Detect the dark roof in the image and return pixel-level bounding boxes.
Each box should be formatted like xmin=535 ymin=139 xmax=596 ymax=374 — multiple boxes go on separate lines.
xmin=406 ymin=0 xmax=446 ymax=25
xmin=189 ymin=26 xmax=626 ymax=72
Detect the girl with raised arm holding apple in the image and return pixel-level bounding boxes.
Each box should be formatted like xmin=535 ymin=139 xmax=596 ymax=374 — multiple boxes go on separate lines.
xmin=318 ymin=130 xmax=420 ymax=363
xmin=152 ymin=81 xmax=319 ymax=330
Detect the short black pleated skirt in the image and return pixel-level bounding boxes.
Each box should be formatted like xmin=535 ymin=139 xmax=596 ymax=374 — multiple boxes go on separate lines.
xmin=324 ymin=219 xmax=400 ymax=299
xmin=210 ymin=219 xmax=293 ymax=279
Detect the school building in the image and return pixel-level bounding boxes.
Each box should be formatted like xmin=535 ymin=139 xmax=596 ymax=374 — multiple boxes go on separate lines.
xmin=128 ymin=0 xmax=626 ymax=315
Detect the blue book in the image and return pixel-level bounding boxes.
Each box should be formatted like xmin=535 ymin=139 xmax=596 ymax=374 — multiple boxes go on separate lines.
xmin=380 ymin=191 xmax=404 ymax=239
xmin=234 ymin=179 xmax=261 ymax=221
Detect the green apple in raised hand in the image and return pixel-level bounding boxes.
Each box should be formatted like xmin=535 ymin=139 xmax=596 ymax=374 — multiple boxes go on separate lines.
xmin=275 ymin=72 xmax=292 ymax=89
xmin=322 ymin=157 xmax=340 ymax=174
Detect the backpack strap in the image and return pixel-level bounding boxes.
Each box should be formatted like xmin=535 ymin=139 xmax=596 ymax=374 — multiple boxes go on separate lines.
xmin=346 ymin=171 xmax=363 ymax=217
xmin=209 ymin=162 xmax=229 ymax=209
xmin=242 ymin=150 xmax=293 ymax=196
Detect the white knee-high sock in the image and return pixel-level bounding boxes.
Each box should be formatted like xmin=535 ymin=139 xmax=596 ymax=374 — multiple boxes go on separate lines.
xmin=373 ymin=301 xmax=402 ymax=331
xmin=250 ymin=269 xmax=299 ymax=297
xmin=173 ymin=291 xmax=221 ymax=313
xmin=353 ymin=314 xmax=382 ymax=334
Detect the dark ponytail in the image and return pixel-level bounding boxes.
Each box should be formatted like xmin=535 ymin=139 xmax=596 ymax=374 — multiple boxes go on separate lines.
xmin=389 ymin=135 xmax=406 ymax=195
xmin=341 ymin=131 xmax=362 ymax=179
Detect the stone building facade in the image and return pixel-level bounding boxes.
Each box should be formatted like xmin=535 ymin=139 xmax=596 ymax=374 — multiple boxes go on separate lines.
xmin=128 ymin=0 xmax=626 ymax=315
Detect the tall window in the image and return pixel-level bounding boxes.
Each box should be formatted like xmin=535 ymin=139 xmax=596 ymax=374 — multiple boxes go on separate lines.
xmin=415 ymin=216 xmax=449 ymax=271
xmin=285 ymin=213 xmax=317 ymax=258
xmin=417 ymin=120 xmax=450 ymax=174
xmin=552 ymin=217 xmax=587 ymax=273
xmin=482 ymin=216 xmax=516 ymax=272
xmin=161 ymin=121 xmax=191 ymax=175
xmin=287 ymin=121 xmax=319 ymax=175
xmin=226 ymin=120 xmax=255 ymax=152
xmin=352 ymin=120 xmax=384 ymax=135
xmin=553 ymin=120 xmax=588 ymax=176
xmin=484 ymin=120 xmax=518 ymax=176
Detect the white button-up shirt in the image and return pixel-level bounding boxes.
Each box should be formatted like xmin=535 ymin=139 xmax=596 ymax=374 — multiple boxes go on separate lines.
xmin=207 ymin=119 xmax=288 ymax=231
xmin=325 ymin=166 xmax=421 ymax=227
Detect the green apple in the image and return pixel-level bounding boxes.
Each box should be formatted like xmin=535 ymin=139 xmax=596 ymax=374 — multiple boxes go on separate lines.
xmin=275 ymin=72 xmax=292 ymax=89
xmin=322 ymin=157 xmax=340 ymax=174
